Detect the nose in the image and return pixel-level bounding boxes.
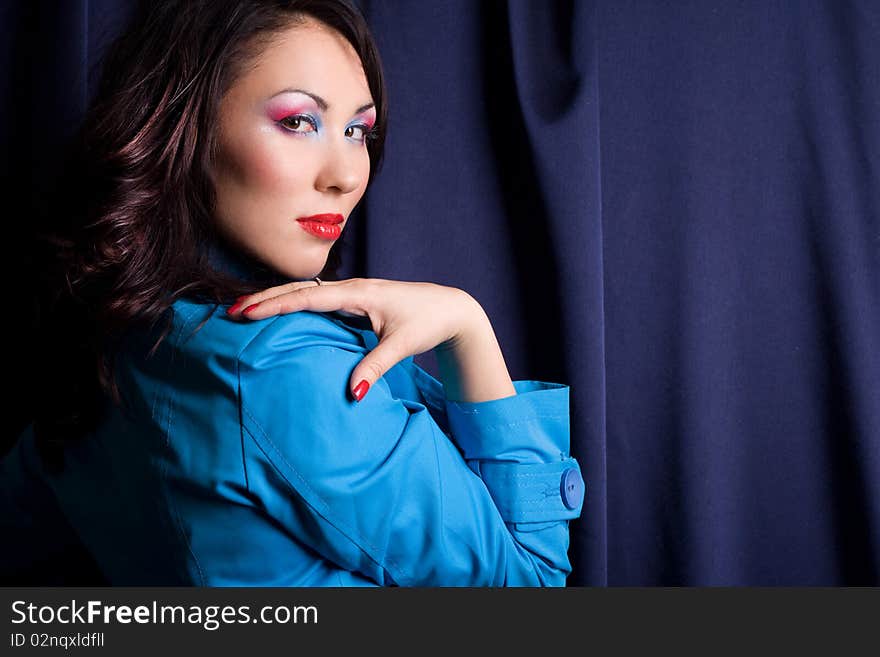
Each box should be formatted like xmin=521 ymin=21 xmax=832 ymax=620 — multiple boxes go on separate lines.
xmin=313 ymin=141 xmax=362 ymax=195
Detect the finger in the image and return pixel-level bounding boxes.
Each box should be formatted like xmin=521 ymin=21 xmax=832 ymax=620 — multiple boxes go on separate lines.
xmin=349 ymin=336 xmax=406 ymax=402
xmin=240 ymin=280 xmax=364 ymax=320
xmin=227 ymin=280 xmax=322 ymax=317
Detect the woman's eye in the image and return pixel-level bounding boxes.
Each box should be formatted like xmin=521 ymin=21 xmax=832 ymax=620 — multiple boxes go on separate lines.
xmin=345 ymin=124 xmax=368 ymax=141
xmin=279 ymin=115 xmax=317 ymax=134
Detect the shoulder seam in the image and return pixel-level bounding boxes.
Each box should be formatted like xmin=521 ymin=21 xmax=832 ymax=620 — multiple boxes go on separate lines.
xmin=240 ymin=311 xmax=359 ymax=352
xmin=173 ymin=302 xmax=214 ymax=341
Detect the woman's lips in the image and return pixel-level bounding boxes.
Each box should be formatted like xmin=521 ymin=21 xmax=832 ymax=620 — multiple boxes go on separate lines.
xmin=296 ymin=213 xmax=343 ymax=240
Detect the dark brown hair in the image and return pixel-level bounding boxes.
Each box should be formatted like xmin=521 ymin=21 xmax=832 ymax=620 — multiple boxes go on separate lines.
xmin=32 ymin=0 xmax=387 ymax=470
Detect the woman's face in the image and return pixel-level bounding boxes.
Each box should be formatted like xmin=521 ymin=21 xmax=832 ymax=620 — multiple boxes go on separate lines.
xmin=211 ymin=17 xmax=376 ymax=280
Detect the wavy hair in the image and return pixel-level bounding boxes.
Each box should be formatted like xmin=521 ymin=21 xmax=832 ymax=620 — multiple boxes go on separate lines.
xmin=31 ymin=0 xmax=387 ymax=471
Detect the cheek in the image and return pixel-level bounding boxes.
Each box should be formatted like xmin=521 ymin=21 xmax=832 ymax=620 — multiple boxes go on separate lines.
xmin=216 ymin=129 xmax=303 ymax=193
xmin=355 ymin=153 xmax=371 ymax=192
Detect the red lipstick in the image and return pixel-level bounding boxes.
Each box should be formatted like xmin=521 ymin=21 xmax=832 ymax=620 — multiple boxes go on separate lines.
xmin=296 ymin=213 xmax=344 ymax=240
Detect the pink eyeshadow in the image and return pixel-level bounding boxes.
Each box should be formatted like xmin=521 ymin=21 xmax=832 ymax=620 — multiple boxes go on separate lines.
xmin=356 ymin=109 xmax=377 ymax=129
xmin=265 ymin=100 xmax=316 ymax=122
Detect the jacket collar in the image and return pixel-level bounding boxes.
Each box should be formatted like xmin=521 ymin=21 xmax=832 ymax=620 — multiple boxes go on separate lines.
xmin=204 ymin=237 xmax=289 ymax=288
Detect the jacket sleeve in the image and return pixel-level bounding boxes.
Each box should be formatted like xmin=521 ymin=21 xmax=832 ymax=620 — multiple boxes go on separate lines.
xmin=237 ymin=315 xmax=585 ymax=586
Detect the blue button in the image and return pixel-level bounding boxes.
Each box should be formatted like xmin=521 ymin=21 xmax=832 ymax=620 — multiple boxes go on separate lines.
xmin=560 ymin=468 xmax=584 ymax=510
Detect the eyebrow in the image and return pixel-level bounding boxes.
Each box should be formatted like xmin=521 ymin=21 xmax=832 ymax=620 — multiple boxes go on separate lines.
xmin=272 ymin=88 xmax=375 ymax=115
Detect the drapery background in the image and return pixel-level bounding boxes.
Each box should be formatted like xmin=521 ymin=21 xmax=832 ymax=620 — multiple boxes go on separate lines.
xmin=3 ymin=0 xmax=878 ymax=585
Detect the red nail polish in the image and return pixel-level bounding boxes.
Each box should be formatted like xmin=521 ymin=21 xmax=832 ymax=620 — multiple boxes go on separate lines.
xmin=243 ymin=303 xmax=260 ymax=315
xmin=226 ymin=302 xmax=241 ymax=315
xmin=353 ymin=380 xmax=370 ymax=402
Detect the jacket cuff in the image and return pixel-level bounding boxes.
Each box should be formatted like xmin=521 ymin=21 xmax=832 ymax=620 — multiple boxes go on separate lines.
xmin=474 ymin=457 xmax=585 ymax=523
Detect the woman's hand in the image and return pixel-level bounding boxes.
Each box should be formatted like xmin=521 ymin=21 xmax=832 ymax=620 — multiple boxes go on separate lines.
xmin=226 ymin=278 xmax=512 ymax=402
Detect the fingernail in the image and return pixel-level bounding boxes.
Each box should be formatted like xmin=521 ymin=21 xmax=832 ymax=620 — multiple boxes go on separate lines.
xmin=226 ymin=302 xmax=242 ymax=315
xmin=243 ymin=303 xmax=260 ymax=315
xmin=352 ymin=380 xmax=370 ymax=402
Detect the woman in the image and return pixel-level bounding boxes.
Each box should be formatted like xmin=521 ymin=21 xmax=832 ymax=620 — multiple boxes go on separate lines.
xmin=1 ymin=0 xmax=584 ymax=586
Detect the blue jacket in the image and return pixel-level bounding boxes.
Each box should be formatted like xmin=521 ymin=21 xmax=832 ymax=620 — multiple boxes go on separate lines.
xmin=2 ymin=297 xmax=584 ymax=586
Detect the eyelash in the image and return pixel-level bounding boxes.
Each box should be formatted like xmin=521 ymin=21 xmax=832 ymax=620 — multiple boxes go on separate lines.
xmin=278 ymin=114 xmax=379 ymax=143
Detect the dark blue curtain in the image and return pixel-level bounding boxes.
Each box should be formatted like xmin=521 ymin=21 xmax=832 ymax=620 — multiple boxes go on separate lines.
xmin=4 ymin=0 xmax=878 ymax=585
